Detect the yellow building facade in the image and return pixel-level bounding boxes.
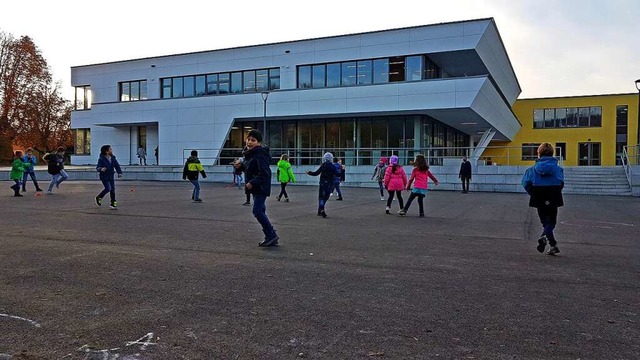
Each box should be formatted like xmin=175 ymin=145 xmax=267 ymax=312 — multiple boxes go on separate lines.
xmin=483 ymin=93 xmax=639 ymax=166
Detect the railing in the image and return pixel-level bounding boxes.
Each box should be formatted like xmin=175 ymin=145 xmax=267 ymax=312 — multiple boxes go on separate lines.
xmin=621 ymin=145 xmax=637 ymax=188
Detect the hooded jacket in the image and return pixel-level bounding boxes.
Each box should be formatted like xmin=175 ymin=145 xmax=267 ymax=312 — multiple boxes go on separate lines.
xmin=182 ymin=156 xmax=207 ymax=181
xmin=521 ymin=156 xmax=564 ymax=207
xmin=244 ymin=145 xmax=272 ymax=196
xmin=308 ymin=161 xmax=337 ymax=183
xmin=96 ymin=154 xmax=123 ymax=180
xmin=372 ymin=163 xmax=387 ymax=182
xmin=407 ymin=168 xmax=438 ymax=190
xmin=43 ymin=152 xmax=64 ymax=175
xmin=22 ymin=154 xmax=37 ymax=173
xmin=10 ymin=158 xmax=25 ymax=180
xmin=384 ymin=165 xmax=408 ymax=191
xmin=276 ymin=159 xmax=296 ymax=183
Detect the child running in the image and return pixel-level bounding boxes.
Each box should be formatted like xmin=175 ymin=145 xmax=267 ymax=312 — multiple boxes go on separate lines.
xmin=399 ymin=154 xmax=438 ymax=217
xmin=21 ymin=148 xmax=43 ymax=192
xmin=95 ymin=145 xmax=123 ymax=210
xmin=332 ymin=157 xmax=344 ymax=201
xmin=183 ymin=150 xmax=207 ymax=202
xmin=383 ymin=155 xmax=407 ymax=214
xmin=276 ymin=154 xmax=296 ymax=202
xmin=306 ymin=152 xmax=338 ymax=218
xmin=9 ymin=150 xmax=25 ymax=197
xmin=233 ymin=158 xmax=245 ymax=190
xmin=521 ymin=142 xmax=564 ymax=255
xmin=243 ymin=129 xmax=278 ymax=247
xmin=43 ymin=146 xmax=68 ymax=194
xmin=371 ymin=157 xmax=387 ymax=200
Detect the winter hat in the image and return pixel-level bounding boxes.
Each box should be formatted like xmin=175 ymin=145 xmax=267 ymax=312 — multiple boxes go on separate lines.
xmin=190 ymin=150 xmax=198 ymax=157
xmin=247 ymin=129 xmax=263 ymax=142
xmin=323 ymin=152 xmax=334 ymax=163
xmin=379 ymin=156 xmax=388 ymax=164
xmin=389 ymin=155 xmax=399 ymax=165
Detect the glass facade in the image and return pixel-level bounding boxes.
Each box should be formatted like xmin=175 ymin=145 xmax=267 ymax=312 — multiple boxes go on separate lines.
xmin=533 ymin=106 xmax=602 ymax=128
xmin=298 ymin=54 xmax=441 ymax=89
xmin=161 ymin=67 xmax=279 ymax=98
xmin=221 ymin=115 xmax=468 ymax=166
xmin=616 ymin=105 xmax=628 ymax=165
xmin=74 ymin=86 xmax=91 ymax=110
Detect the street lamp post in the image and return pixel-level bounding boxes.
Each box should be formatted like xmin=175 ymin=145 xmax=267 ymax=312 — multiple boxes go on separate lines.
xmin=261 ymin=91 xmax=269 ymax=143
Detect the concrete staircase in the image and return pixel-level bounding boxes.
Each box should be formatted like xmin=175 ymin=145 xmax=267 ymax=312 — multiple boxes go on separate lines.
xmin=563 ymin=166 xmax=632 ymax=196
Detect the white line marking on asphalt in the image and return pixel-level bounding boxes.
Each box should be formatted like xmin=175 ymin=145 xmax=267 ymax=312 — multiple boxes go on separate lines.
xmin=125 ymin=332 xmax=156 ymax=351
xmin=0 ymin=313 xmax=42 ymax=328
xmin=561 ymin=220 xmax=635 ymax=229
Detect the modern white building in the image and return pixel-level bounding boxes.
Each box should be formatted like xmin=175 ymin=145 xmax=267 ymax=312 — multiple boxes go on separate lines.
xmin=70 ymin=18 xmax=521 ymax=167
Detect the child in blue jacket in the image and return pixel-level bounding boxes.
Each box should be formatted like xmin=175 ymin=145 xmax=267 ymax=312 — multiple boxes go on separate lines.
xmin=521 ymin=142 xmax=564 ymax=255
xmin=306 ymin=152 xmax=338 ymax=218
xmin=95 ymin=145 xmax=123 ymax=210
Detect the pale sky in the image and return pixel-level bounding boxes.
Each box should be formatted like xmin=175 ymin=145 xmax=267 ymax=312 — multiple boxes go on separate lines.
xmin=1 ymin=0 xmax=639 ymax=100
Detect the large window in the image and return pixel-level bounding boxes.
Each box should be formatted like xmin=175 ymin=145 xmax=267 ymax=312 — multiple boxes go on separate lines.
xmin=297 ymin=54 xmax=441 ymax=89
xmin=120 ymin=80 xmax=147 ymax=102
xmin=74 ymin=86 xmax=91 ymax=110
xmin=160 ymin=67 xmax=279 ymax=99
xmin=616 ymin=105 xmax=628 ymax=165
xmin=74 ymin=129 xmax=91 ymax=155
xmin=533 ymin=106 xmax=602 ymax=128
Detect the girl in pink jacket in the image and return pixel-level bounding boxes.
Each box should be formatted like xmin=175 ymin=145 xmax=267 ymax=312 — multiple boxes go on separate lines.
xmin=383 ymin=155 xmax=407 ymax=214
xmin=398 ymin=154 xmax=438 ymax=217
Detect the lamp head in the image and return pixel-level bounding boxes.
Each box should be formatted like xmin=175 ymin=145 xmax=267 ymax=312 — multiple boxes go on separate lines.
xmin=635 ymin=79 xmax=640 ymax=91
xmin=261 ymin=91 xmax=269 ymax=101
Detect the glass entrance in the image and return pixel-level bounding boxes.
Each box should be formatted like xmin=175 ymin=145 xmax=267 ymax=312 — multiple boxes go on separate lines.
xmin=578 ymin=142 xmax=600 ymax=166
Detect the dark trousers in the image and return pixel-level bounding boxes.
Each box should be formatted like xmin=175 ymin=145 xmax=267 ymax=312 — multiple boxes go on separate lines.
xmin=98 ymin=178 xmax=116 ymax=203
xmin=278 ymin=182 xmax=289 ymax=199
xmin=22 ymin=171 xmax=40 ymax=191
xmin=11 ymin=179 xmax=21 ymax=195
xmin=386 ymin=190 xmax=404 ymax=209
xmin=318 ymin=180 xmax=333 ymax=210
xmin=461 ymin=177 xmax=470 ymax=192
xmin=377 ymin=181 xmax=384 ymax=197
xmin=537 ymin=205 xmax=558 ymax=246
xmin=333 ymin=179 xmax=342 ymax=198
xmin=252 ymin=194 xmax=276 ymax=240
xmin=404 ymin=192 xmax=425 ymax=215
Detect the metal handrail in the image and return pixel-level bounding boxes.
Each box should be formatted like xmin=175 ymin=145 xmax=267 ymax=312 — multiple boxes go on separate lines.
xmin=621 ymin=146 xmax=634 ymax=188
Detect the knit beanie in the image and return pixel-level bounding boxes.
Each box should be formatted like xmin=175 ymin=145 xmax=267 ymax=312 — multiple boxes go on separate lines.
xmin=247 ymin=129 xmax=263 ymax=142
xmin=389 ymin=155 xmax=399 ymax=165
xmin=379 ymin=157 xmax=388 ymax=164
xmin=323 ymin=152 xmax=334 ymax=163
xmin=191 ymin=150 xmax=198 ymax=157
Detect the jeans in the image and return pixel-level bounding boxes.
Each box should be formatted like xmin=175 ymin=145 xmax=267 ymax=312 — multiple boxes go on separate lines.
xmin=333 ymin=179 xmax=342 ymax=198
xmin=537 ymin=206 xmax=558 ymax=246
xmin=98 ymin=177 xmax=117 ymax=203
xmin=48 ymin=170 xmax=68 ymax=192
xmin=403 ymin=192 xmax=425 ymax=214
xmin=278 ymin=182 xmax=289 ymax=199
xmin=234 ymin=174 xmax=243 ymax=187
xmin=387 ymin=190 xmax=404 ymax=209
xmin=377 ymin=181 xmax=384 ymax=197
xmin=318 ymin=180 xmax=333 ymax=210
xmin=190 ymin=179 xmax=200 ymax=200
xmin=22 ymin=171 xmax=40 ymax=191
xmin=461 ymin=177 xmax=470 ymax=192
xmin=11 ymin=179 xmax=21 ymax=194
xmin=252 ymin=194 xmax=276 ymax=240
xmin=139 ymin=156 xmax=147 ymax=165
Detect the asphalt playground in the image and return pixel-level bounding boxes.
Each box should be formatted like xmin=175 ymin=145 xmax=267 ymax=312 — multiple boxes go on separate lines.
xmin=0 ymin=181 xmax=638 ymax=359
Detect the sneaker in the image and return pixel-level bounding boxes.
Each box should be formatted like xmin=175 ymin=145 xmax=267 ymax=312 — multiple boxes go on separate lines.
xmin=109 ymin=202 xmax=118 ymax=210
xmin=317 ymin=210 xmax=322 ymax=216
xmin=385 ymin=206 xmax=390 ymax=214
xmin=95 ymin=197 xmax=102 ymax=206
xmin=285 ymin=198 xmax=289 ymax=203
xmin=194 ymin=198 xmax=203 ymax=203
xmin=336 ymin=197 xmax=343 ymax=201
xmin=14 ymin=193 xmax=24 ymax=197
xmin=276 ymin=196 xmax=281 ymax=201
xmin=419 ymin=213 xmax=425 ymax=217
xmin=398 ymin=209 xmax=406 ymax=216
xmin=321 ymin=210 xmax=327 ymax=218
xmin=380 ymin=196 xmax=385 ymax=201
xmin=56 ymin=182 xmax=60 ymax=189
xmin=47 ymin=190 xmax=54 ymax=195
xmin=242 ymin=201 xmax=251 ymax=206
xmin=537 ymin=235 xmax=548 ymax=253
xmin=36 ymin=188 xmax=43 ymax=192
xmin=259 ymin=235 xmax=279 ymax=247
xmin=547 ymin=246 xmax=560 ymax=255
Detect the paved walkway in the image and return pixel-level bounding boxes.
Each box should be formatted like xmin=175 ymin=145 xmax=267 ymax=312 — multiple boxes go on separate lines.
xmin=0 ymin=181 xmax=638 ymax=359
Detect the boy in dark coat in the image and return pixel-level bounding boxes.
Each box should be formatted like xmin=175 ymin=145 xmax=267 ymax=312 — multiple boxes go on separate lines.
xmin=306 ymin=152 xmax=338 ymax=218
xmin=182 ymin=150 xmax=207 ymax=202
xmin=244 ymin=129 xmax=278 ymax=247
xmin=43 ymin=146 xmax=68 ymax=194
xmin=459 ymin=156 xmax=472 ymax=193
xmin=95 ymin=145 xmax=123 ymax=209
xmin=521 ymin=143 xmax=564 ymax=255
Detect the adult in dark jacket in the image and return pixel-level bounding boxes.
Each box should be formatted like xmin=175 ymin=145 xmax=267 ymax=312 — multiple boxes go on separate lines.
xmin=459 ymin=156 xmax=472 ymax=193
xmin=244 ymin=129 xmax=278 ymax=247
xmin=95 ymin=144 xmax=123 ymax=209
xmin=306 ymin=152 xmax=338 ymax=218
xmin=521 ymin=143 xmax=564 ymax=255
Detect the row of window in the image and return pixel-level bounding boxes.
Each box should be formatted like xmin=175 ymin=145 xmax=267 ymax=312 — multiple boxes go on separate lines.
xmin=533 ymin=107 xmax=602 ymax=129
xmin=74 ymin=86 xmax=92 ymax=110
xmin=297 ymin=55 xmax=441 ymax=89
xmin=521 ymin=142 xmax=601 ymax=166
xmin=120 ymin=80 xmax=148 ymax=102
xmin=161 ymin=68 xmax=280 ymax=99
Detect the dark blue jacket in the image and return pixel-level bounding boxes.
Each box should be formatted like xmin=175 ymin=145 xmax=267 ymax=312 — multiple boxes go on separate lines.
xmin=521 ymin=156 xmax=564 ymax=207
xmin=244 ymin=145 xmax=272 ymax=196
xmin=96 ymin=155 xmax=123 ymax=180
xmin=308 ymin=161 xmax=338 ymax=183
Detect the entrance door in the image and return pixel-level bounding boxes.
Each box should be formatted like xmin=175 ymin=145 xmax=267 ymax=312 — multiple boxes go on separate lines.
xmin=578 ymin=142 xmax=600 ymax=166
xmin=555 ymin=142 xmax=566 ymax=162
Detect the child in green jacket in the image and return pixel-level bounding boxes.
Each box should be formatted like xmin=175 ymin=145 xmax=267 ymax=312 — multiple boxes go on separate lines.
xmin=10 ymin=150 xmax=25 ymax=197
xmin=276 ymin=154 xmax=295 ymax=202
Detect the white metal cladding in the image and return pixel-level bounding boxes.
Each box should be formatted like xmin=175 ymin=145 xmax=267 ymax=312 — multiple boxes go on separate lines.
xmin=71 ymin=18 xmax=521 ymax=165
